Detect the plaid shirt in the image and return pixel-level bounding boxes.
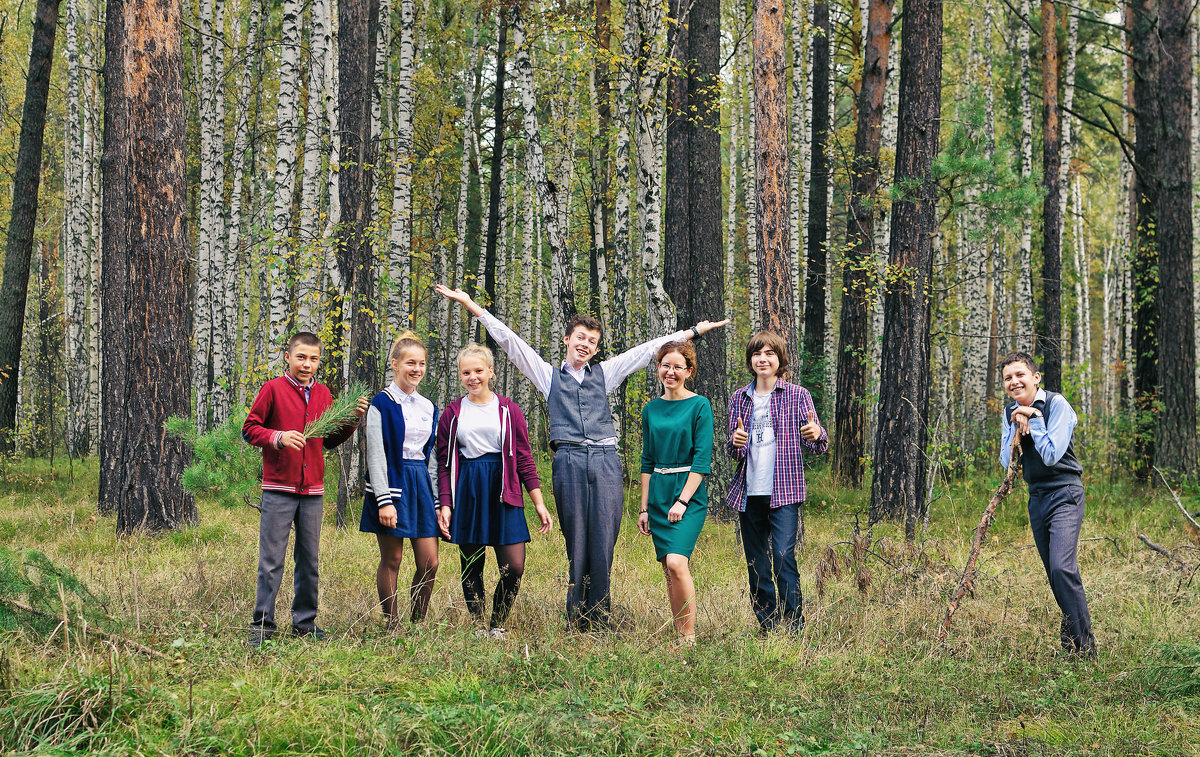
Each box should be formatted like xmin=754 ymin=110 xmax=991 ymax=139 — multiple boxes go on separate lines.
xmin=726 ymin=379 xmax=828 ymax=511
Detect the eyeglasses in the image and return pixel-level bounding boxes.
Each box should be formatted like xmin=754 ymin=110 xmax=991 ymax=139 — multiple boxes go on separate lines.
xmin=658 ymin=363 xmax=688 ymax=372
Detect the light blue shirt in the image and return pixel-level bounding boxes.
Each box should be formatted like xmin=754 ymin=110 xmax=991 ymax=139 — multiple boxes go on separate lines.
xmin=999 ymin=388 xmax=1078 ymax=469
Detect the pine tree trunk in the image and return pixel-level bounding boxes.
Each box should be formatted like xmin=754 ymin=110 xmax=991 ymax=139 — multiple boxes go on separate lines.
xmin=337 ymin=0 xmax=381 ymax=525
xmin=869 ymin=0 xmax=941 ymax=535
xmin=1154 ymin=0 xmax=1197 ymax=477
xmin=834 ymin=0 xmax=892 ymax=488
xmin=1130 ymin=0 xmax=1160 ymax=478
xmin=0 ymin=0 xmax=61 ymax=451
xmin=1038 ymin=0 xmax=1063 ymax=389
xmin=101 ymin=0 xmax=196 ymax=530
xmin=803 ymin=0 xmax=830 ymax=398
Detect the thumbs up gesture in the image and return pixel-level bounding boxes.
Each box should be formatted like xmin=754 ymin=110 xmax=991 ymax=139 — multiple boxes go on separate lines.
xmin=732 ymin=417 xmax=749 ymax=449
xmin=801 ymin=409 xmax=823 ymax=442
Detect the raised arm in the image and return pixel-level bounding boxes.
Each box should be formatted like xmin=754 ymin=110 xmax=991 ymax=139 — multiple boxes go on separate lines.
xmin=435 ymin=284 xmax=554 ymax=397
xmin=600 ymin=319 xmax=731 ymax=393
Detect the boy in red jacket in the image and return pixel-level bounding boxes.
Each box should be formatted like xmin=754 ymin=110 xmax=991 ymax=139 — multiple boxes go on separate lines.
xmin=242 ymin=332 xmax=368 ymax=646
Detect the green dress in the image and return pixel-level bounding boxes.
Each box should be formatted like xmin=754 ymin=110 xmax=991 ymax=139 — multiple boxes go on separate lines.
xmin=640 ymin=394 xmax=714 ymax=560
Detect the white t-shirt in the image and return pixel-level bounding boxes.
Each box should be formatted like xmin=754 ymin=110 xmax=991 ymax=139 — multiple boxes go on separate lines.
xmin=457 ymin=396 xmax=502 ymax=458
xmin=746 ymin=391 xmax=775 ymax=496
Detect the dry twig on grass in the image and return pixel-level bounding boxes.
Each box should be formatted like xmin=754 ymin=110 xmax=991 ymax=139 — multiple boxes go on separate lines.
xmin=1153 ymin=467 xmax=1200 ymax=533
xmin=939 ymin=435 xmax=1022 ymax=642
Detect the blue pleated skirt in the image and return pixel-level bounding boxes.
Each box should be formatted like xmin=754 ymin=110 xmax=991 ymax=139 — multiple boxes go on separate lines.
xmin=359 ymin=458 xmax=439 ymax=538
xmin=448 ymin=453 xmax=530 ymax=546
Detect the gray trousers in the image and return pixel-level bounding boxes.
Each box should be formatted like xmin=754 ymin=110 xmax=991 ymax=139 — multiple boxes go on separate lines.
xmin=552 ymin=445 xmax=624 ymax=627
xmin=252 ymin=491 xmax=324 ymax=633
xmin=1028 ymin=484 xmax=1095 ymax=653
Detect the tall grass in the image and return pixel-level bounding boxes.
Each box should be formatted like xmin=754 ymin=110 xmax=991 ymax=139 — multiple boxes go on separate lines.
xmin=0 ymin=455 xmax=1197 ymax=755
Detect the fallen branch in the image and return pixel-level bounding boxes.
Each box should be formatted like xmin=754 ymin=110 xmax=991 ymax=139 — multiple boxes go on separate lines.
xmin=940 ymin=435 xmax=1022 ymax=642
xmin=1137 ymin=534 xmax=1189 ymax=568
xmin=1153 ymin=467 xmax=1200 ymax=532
xmin=0 ymin=597 xmax=172 ymax=660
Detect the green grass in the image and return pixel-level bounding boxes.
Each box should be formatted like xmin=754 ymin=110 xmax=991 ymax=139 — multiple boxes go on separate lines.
xmin=0 ymin=455 xmax=1197 ymax=755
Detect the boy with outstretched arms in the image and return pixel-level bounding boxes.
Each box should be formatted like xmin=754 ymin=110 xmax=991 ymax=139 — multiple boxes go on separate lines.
xmin=437 ymin=284 xmax=728 ymax=629
xmin=242 ymin=332 xmax=369 ymax=647
xmin=999 ymin=351 xmax=1095 ymax=656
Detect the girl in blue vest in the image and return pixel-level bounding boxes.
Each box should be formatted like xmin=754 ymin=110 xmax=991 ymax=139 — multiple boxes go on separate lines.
xmin=360 ymin=332 xmax=441 ymax=626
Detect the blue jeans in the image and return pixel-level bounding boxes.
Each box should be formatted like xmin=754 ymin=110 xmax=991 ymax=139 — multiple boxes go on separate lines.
xmin=740 ymin=496 xmax=803 ymax=632
xmin=1028 ymin=484 xmax=1095 ymax=653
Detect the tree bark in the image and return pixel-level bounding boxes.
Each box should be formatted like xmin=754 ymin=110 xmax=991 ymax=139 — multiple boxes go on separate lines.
xmin=0 ymin=0 xmax=61 ymax=450
xmin=834 ymin=0 xmax=892 ymax=488
xmin=1015 ymin=0 xmax=1034 ymax=347
xmin=268 ymin=0 xmax=303 ymax=349
xmin=337 ymin=0 xmax=381 ymax=524
xmin=483 ymin=10 xmax=508 ymax=322
xmin=64 ymin=0 xmax=91 ymax=456
xmin=802 ymin=0 xmax=830 ymax=401
xmin=1037 ymin=0 xmax=1063 ymax=388
xmin=869 ymin=0 xmax=941 ymax=535
xmin=101 ymin=0 xmax=196 ymax=531
xmin=1154 ymin=0 xmax=1197 ymax=478
xmin=753 ymin=0 xmax=797 ymax=349
xmin=1130 ymin=0 xmax=1160 ymax=479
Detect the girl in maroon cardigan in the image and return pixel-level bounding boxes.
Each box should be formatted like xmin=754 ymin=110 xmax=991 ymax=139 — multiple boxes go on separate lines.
xmin=436 ymin=343 xmax=552 ymax=638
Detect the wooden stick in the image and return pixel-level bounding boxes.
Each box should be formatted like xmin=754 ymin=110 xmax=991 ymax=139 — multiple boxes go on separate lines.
xmin=1153 ymin=467 xmax=1200 ymax=532
xmin=1 ymin=598 xmax=172 ymax=660
xmin=939 ymin=435 xmax=1022 ymax=642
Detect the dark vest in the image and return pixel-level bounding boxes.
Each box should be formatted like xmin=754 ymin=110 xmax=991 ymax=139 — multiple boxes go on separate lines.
xmin=547 ymin=364 xmax=615 ymax=444
xmin=1005 ymin=391 xmax=1083 ymax=492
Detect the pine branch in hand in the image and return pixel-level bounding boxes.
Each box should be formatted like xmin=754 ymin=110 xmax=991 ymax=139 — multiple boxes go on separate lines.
xmin=303 ymin=382 xmax=371 ymax=438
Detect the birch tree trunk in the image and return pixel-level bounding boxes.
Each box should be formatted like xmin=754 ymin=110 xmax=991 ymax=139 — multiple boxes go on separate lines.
xmin=1071 ymin=176 xmax=1092 ymax=415
xmin=64 ymin=0 xmax=91 ymax=455
xmin=803 ymin=0 xmax=830 ymax=396
xmin=449 ymin=24 xmax=482 ymax=399
xmin=789 ymin=0 xmax=809 ymax=322
xmin=1015 ymin=0 xmax=1034 ymax=347
xmin=744 ymin=39 xmax=761 ymax=333
xmin=269 ymin=0 xmax=303 ymax=349
xmin=297 ymin=0 xmax=331 ymax=330
xmin=194 ymin=0 xmax=227 ymax=431
xmin=512 ymin=3 xmax=576 ymax=324
xmin=386 ymin=0 xmax=416 ymax=333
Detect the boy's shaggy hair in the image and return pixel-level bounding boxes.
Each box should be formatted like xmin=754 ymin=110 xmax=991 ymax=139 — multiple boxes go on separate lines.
xmin=744 ymin=331 xmax=789 ymax=379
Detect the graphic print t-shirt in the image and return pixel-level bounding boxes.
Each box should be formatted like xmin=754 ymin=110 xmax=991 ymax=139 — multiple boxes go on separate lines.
xmin=746 ymin=391 xmax=775 ymax=496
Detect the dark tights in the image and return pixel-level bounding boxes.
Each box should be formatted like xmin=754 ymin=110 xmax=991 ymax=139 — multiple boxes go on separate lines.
xmin=459 ymin=543 xmax=526 ymax=628
xmin=376 ymin=535 xmax=439 ymax=623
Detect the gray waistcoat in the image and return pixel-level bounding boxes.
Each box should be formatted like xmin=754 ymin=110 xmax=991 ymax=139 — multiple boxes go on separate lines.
xmin=548 ymin=364 xmax=615 ymax=443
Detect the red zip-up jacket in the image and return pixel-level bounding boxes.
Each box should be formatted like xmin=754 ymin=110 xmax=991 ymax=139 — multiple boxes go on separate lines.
xmin=242 ymin=373 xmax=360 ymax=495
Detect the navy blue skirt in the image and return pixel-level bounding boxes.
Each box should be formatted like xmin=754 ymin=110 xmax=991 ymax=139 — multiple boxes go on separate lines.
xmin=448 ymin=453 xmax=531 ymax=547
xmin=360 ymin=458 xmax=439 ymax=538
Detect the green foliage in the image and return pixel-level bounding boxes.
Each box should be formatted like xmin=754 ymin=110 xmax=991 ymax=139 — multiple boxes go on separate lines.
xmin=0 ymin=544 xmax=108 ymax=634
xmin=302 ymin=381 xmax=371 ymax=438
xmin=165 ymin=410 xmax=261 ymax=509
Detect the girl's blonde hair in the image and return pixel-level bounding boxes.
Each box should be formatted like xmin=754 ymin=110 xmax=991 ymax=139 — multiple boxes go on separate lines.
xmin=389 ymin=330 xmax=426 ymax=362
xmin=456 ymin=342 xmax=495 ymax=371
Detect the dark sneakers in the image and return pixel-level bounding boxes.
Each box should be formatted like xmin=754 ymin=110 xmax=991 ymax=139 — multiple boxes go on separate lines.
xmin=247 ymin=627 xmax=275 ymax=649
xmin=291 ymin=625 xmax=327 ymax=641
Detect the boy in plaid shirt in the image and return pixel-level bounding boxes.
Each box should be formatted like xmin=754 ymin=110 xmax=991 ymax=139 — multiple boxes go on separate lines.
xmin=727 ymin=331 xmax=827 ymax=633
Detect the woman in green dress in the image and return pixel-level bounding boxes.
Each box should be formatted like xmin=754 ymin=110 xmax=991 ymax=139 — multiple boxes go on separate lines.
xmin=637 ymin=340 xmax=714 ymax=642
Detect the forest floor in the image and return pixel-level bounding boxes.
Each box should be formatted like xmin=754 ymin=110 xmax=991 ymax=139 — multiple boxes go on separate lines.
xmin=0 ymin=455 xmax=1197 ymax=756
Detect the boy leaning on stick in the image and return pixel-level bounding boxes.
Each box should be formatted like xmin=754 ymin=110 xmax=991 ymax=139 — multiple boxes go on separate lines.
xmin=242 ymin=331 xmax=369 ymax=648
xmin=999 ymin=351 xmax=1096 ymax=658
